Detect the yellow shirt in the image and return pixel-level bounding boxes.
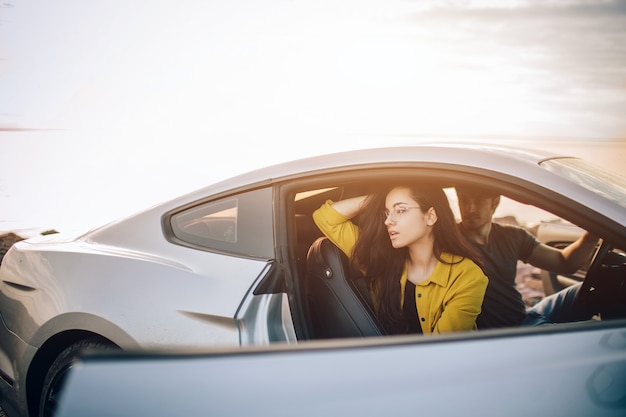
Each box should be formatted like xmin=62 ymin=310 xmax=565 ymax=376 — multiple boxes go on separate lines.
xmin=313 ymin=200 xmax=488 ymax=334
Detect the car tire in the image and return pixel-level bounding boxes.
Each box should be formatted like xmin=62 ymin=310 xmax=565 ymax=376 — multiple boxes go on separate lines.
xmin=39 ymin=337 xmax=117 ymax=417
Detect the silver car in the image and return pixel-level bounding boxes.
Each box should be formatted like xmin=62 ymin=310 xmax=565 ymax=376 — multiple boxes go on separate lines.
xmin=1 ymin=143 xmax=625 ymax=417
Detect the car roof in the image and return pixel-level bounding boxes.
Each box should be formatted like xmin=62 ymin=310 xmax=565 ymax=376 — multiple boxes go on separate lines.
xmin=188 ymin=142 xmax=561 ymax=198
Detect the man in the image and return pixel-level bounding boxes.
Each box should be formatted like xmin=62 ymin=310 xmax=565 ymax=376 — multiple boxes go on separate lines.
xmin=455 ymin=186 xmax=600 ymax=329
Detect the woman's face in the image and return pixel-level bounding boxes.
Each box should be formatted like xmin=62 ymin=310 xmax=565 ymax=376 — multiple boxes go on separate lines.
xmin=384 ymin=186 xmax=434 ymax=249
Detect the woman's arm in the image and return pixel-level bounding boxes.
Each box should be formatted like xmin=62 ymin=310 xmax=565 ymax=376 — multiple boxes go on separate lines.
xmin=329 ymin=195 xmax=368 ymax=219
xmin=312 ymin=196 xmax=368 ymax=257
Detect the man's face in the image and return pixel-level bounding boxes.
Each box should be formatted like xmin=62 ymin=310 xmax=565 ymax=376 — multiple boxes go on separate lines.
xmin=456 ymin=190 xmax=499 ymax=231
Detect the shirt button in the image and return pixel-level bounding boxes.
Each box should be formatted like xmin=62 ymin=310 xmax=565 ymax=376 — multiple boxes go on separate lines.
xmin=420 ymin=317 xmax=425 ymax=322
xmin=417 ymin=293 xmax=422 ymax=298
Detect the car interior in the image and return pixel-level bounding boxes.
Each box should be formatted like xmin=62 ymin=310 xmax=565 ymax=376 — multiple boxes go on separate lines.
xmin=285 ymin=171 xmax=626 ymax=341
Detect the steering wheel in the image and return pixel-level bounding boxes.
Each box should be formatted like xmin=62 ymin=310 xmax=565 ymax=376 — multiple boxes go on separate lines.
xmin=577 ymin=239 xmax=612 ymax=308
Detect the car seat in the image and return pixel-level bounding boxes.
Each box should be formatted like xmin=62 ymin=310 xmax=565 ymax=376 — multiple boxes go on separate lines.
xmin=295 ymin=214 xmax=323 ymax=279
xmin=305 ymin=237 xmax=385 ymax=339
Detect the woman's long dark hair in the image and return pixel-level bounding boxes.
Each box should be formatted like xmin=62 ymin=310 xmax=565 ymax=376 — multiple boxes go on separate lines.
xmin=351 ymin=183 xmax=484 ymax=334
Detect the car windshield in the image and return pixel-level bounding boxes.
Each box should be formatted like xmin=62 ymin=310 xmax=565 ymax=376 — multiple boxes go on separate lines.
xmin=540 ymin=157 xmax=626 ymax=209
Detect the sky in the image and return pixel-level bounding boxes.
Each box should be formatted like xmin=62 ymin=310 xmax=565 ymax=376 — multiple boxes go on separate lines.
xmin=1 ymin=0 xmax=626 ymax=234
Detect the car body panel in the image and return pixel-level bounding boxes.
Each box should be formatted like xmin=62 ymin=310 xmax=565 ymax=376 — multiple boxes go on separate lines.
xmin=0 ymin=233 xmax=273 ymax=416
xmin=1 ymin=239 xmax=269 ymax=349
xmin=56 ymin=321 xmax=626 ymax=417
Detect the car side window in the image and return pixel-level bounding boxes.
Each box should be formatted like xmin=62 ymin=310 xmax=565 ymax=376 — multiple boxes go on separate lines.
xmin=167 ymin=187 xmax=274 ymax=259
xmin=173 ymin=198 xmax=238 ymax=243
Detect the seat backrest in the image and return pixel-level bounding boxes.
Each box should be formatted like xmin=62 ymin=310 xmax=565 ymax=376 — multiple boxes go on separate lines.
xmin=295 ymin=214 xmax=323 ymax=278
xmin=305 ymin=237 xmax=385 ymax=339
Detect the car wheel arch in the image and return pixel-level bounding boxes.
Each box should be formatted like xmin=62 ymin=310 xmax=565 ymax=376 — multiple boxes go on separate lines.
xmin=26 ymin=330 xmax=118 ymax=417
xmin=25 ymin=314 xmax=140 ymax=417
xmin=29 ymin=312 xmax=140 ymax=350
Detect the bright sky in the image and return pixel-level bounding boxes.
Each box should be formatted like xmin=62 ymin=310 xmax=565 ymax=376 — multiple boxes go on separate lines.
xmin=1 ymin=0 xmax=625 ymax=234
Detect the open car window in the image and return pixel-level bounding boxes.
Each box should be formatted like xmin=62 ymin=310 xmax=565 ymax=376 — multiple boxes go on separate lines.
xmin=284 ymin=170 xmax=626 ymax=342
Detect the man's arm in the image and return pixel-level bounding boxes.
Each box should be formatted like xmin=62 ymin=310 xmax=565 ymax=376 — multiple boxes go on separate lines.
xmin=527 ymin=231 xmax=599 ymax=274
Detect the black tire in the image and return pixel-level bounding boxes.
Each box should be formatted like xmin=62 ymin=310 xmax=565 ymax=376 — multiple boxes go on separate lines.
xmin=39 ymin=337 xmax=117 ymax=417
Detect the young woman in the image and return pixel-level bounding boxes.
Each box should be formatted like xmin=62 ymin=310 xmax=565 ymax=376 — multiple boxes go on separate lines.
xmin=312 ymin=183 xmax=488 ymax=335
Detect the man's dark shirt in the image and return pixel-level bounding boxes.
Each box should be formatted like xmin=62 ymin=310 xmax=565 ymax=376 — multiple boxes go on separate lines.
xmin=461 ymin=222 xmax=540 ymax=329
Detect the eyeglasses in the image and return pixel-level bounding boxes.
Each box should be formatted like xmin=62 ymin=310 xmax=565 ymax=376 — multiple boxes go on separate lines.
xmin=383 ymin=205 xmax=420 ymax=221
